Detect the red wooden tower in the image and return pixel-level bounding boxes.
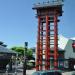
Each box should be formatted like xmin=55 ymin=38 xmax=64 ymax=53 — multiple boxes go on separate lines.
xmin=33 ymin=0 xmax=63 ymax=71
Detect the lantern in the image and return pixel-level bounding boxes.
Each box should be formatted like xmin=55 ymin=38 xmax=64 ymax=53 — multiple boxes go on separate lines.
xmin=72 ymin=43 xmax=75 ymax=48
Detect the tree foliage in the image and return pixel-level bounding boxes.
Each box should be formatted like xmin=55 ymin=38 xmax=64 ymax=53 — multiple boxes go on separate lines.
xmin=11 ymin=46 xmax=33 ymax=59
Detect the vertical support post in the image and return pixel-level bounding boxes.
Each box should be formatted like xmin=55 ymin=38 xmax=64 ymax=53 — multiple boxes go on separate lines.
xmin=45 ymin=16 xmax=50 ymax=70
xmin=54 ymin=14 xmax=58 ymax=70
xmin=36 ymin=16 xmax=41 ymax=71
xmin=23 ymin=42 xmax=28 ymax=75
xmin=15 ymin=54 xmax=18 ymax=75
xmin=48 ymin=18 xmax=50 ymax=70
xmin=9 ymin=57 xmax=12 ymax=71
xmin=39 ymin=22 xmax=43 ymax=70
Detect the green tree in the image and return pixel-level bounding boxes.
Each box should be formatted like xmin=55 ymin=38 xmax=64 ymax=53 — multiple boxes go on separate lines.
xmin=11 ymin=46 xmax=33 ymax=60
xmin=26 ymin=48 xmax=33 ymax=59
xmin=11 ymin=46 xmax=24 ymax=55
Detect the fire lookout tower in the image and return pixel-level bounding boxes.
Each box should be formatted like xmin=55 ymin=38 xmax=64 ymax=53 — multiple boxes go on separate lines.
xmin=33 ymin=0 xmax=63 ymax=71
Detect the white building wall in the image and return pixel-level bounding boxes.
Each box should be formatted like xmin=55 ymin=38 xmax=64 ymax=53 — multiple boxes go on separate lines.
xmin=64 ymin=39 xmax=75 ymax=59
xmin=58 ymin=35 xmax=69 ymax=50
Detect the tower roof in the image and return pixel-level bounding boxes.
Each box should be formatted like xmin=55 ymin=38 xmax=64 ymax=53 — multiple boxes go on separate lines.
xmin=33 ymin=1 xmax=63 ymax=10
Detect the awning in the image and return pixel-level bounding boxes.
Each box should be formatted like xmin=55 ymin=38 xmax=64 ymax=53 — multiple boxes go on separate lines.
xmin=0 ymin=45 xmax=17 ymax=54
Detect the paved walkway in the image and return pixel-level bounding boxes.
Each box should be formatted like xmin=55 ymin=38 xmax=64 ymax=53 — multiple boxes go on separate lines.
xmin=62 ymin=71 xmax=75 ymax=75
xmin=1 ymin=70 xmax=75 ymax=75
xmin=0 ymin=70 xmax=35 ymax=75
xmin=1 ymin=63 xmax=75 ymax=75
xmin=0 ymin=64 xmax=35 ymax=75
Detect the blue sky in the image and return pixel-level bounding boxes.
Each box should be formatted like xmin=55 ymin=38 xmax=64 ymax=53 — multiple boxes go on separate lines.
xmin=0 ymin=0 xmax=75 ymax=48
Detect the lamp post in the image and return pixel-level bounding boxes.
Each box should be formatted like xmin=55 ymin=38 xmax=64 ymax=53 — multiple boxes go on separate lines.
xmin=15 ymin=53 xmax=18 ymax=75
xmin=23 ymin=42 xmax=28 ymax=75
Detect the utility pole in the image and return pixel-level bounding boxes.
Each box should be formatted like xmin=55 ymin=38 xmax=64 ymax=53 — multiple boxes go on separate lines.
xmin=23 ymin=42 xmax=28 ymax=75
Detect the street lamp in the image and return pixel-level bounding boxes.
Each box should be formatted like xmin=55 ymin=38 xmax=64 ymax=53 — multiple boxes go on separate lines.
xmin=23 ymin=42 xmax=28 ymax=75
